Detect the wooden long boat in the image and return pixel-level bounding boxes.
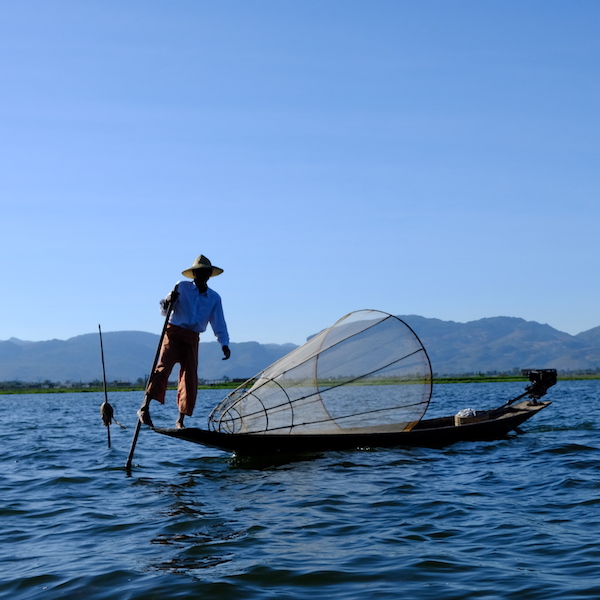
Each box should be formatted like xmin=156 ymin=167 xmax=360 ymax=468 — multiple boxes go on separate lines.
xmin=154 ymin=398 xmax=551 ymax=456
xmin=148 ymin=308 xmax=558 ymax=458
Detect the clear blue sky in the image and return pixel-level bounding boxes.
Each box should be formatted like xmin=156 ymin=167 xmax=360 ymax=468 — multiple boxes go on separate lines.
xmin=2 ymin=1 xmax=599 ymax=345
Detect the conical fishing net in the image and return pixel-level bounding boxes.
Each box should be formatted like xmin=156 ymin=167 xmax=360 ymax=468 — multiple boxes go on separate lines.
xmin=208 ymin=310 xmax=432 ymax=435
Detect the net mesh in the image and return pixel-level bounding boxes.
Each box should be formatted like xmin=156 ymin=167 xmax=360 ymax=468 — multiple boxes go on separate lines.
xmin=208 ymin=310 xmax=432 ymax=435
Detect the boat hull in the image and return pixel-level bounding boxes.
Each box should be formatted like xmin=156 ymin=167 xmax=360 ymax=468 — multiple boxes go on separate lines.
xmin=154 ymin=400 xmax=550 ymax=456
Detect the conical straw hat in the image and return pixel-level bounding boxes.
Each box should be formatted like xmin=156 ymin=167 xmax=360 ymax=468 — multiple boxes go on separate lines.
xmin=182 ymin=255 xmax=224 ymax=278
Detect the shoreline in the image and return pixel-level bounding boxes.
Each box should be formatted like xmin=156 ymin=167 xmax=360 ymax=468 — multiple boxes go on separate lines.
xmin=1 ymin=374 xmax=598 ymax=394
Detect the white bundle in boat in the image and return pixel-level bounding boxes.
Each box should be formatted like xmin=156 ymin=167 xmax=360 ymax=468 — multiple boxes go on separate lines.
xmin=208 ymin=310 xmax=432 ymax=435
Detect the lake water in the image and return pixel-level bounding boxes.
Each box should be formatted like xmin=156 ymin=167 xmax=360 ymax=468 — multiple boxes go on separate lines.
xmin=1 ymin=380 xmax=599 ymax=599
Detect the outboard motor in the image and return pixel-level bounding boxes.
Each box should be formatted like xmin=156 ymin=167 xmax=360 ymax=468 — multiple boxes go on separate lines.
xmin=522 ymin=369 xmax=557 ymax=402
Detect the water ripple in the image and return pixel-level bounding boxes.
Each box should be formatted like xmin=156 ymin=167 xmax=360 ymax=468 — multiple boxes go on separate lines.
xmin=2 ymin=383 xmax=600 ymax=599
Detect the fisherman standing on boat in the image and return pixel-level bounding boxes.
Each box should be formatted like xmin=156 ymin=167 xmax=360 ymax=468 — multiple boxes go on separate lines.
xmin=138 ymin=255 xmax=230 ymax=429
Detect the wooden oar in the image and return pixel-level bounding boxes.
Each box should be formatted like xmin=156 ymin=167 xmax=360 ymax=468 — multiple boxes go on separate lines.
xmin=125 ymin=285 xmax=179 ymax=474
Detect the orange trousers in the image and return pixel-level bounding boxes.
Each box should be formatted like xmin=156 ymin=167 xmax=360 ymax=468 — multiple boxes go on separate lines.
xmin=147 ymin=324 xmax=200 ymax=416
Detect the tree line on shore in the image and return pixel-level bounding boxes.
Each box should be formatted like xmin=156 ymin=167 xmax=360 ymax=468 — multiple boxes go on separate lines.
xmin=2 ymin=368 xmax=599 ymax=394
xmin=0 ymin=375 xmax=249 ymax=393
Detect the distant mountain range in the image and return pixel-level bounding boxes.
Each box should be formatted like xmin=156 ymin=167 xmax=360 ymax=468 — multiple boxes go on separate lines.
xmin=1 ymin=316 xmax=599 ymax=383
xmin=401 ymin=316 xmax=600 ymax=375
xmin=0 ymin=332 xmax=296 ymax=383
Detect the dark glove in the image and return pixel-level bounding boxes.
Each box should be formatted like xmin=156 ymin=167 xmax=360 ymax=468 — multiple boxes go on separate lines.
xmin=222 ymin=346 xmax=231 ymax=360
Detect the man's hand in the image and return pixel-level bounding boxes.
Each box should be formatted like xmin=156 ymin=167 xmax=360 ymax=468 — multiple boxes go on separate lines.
xmin=222 ymin=346 xmax=231 ymax=360
xmin=164 ymin=290 xmax=180 ymax=309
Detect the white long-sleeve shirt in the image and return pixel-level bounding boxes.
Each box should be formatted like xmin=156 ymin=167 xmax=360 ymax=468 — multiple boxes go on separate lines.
xmin=160 ymin=280 xmax=230 ymax=346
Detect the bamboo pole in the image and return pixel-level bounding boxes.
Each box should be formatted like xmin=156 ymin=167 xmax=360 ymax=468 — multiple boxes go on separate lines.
xmin=99 ymin=324 xmax=113 ymax=448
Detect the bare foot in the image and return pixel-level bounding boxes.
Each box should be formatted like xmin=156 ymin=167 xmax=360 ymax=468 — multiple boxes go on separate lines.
xmin=175 ymin=413 xmax=186 ymax=429
xmin=137 ymin=406 xmax=153 ymax=427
